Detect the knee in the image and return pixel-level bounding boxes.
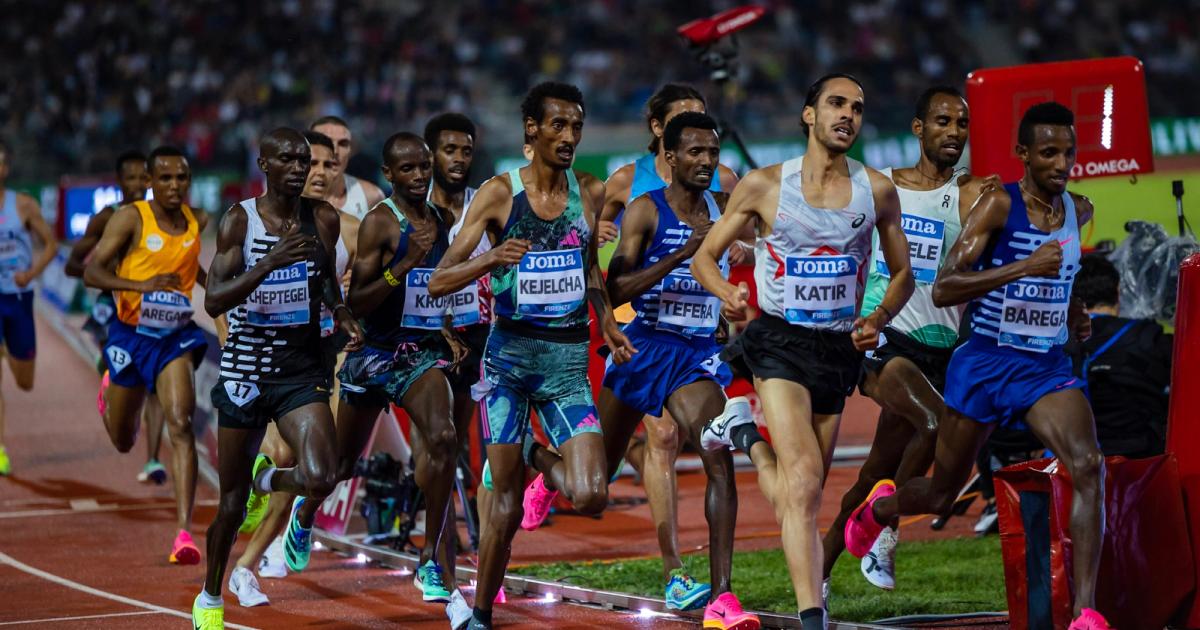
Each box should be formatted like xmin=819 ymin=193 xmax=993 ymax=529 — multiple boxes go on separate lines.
xmin=645 ymin=420 xmax=679 ymax=454
xmin=566 ymin=481 xmax=608 ymax=516
xmin=14 ymin=375 xmax=33 ymax=391
xmin=166 ymin=416 xmax=195 ymax=442
xmin=1070 ymin=449 xmax=1105 ymax=485
xmin=780 ymin=469 xmax=823 ymax=518
xmin=425 ymin=426 xmax=459 ymax=460
xmin=300 ymin=463 xmax=338 ymax=498
xmin=218 ymin=489 xmax=250 ymax=521
xmin=491 ymin=491 xmax=525 ymax=535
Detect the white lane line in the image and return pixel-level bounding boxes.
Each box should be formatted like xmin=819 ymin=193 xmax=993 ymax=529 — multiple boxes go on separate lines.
xmin=0 ymin=499 xmax=220 ymax=520
xmin=0 ymin=611 xmax=160 ymax=626
xmin=0 ymin=550 xmax=256 ymax=630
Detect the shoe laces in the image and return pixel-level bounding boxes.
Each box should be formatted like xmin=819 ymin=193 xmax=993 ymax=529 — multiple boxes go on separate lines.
xmin=672 ymin=571 xmax=696 ymax=592
xmin=293 ymin=525 xmax=311 ymax=548
xmin=422 ymin=563 xmax=445 ymax=588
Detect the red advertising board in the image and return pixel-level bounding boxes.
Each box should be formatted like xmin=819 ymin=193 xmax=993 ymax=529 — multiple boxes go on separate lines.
xmin=966 ymin=57 xmax=1153 ymax=181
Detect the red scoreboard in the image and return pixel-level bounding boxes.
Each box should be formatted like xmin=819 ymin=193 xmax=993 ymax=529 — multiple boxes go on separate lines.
xmin=966 ymin=57 xmax=1154 ymax=182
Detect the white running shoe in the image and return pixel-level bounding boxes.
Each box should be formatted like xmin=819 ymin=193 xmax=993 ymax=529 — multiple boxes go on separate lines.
xmin=822 ymin=577 xmax=831 ymax=608
xmin=701 ymin=396 xmax=755 ymax=451
xmin=447 ymin=589 xmax=472 ymax=629
xmin=258 ymin=536 xmax=288 ymax=579
xmin=229 ymin=566 xmax=270 ymax=607
xmin=860 ymin=525 xmax=897 ymax=590
xmin=974 ymin=502 xmax=999 ymax=536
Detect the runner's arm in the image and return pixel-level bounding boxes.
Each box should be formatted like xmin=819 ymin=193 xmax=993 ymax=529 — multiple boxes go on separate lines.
xmin=866 ymin=173 xmax=914 ymax=326
xmin=345 ymin=208 xmax=400 ymax=317
xmin=193 ymin=209 xmax=210 ymax=288
xmin=429 ymin=177 xmax=523 ymax=297
xmin=17 ymin=193 xmax=58 ymax=283
xmin=692 ymin=167 xmax=770 ymax=310
xmin=359 ymin=178 xmax=387 ymax=209
xmin=600 ymin=164 xmax=634 ymax=223
xmin=583 ymin=172 xmax=635 ymax=362
xmin=204 ymin=204 xmax=263 ymax=316
xmin=932 ymin=189 xmax=1029 ymax=306
xmin=65 ymin=207 xmax=114 ymax=277
xmin=315 ymin=202 xmax=363 ymax=349
xmin=84 ymin=205 xmax=160 ymax=292
xmin=606 ymin=195 xmax=682 ymax=305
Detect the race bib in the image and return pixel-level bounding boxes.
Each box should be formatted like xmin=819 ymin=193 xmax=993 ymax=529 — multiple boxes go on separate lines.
xmin=876 ymin=214 xmax=944 ymax=284
xmin=223 ymin=380 xmax=261 ymax=408
xmin=0 ymin=236 xmax=24 ymax=270
xmin=136 ymin=291 xmax=193 ymax=338
xmin=319 ymin=305 xmax=336 ymax=337
xmin=91 ymin=298 xmax=115 ymax=325
xmin=106 ymin=345 xmax=132 ymax=374
xmin=402 ymin=267 xmax=480 ymax=329
xmin=245 ymin=262 xmax=310 ymax=326
xmin=516 ymin=249 xmax=585 ymax=318
xmin=998 ymin=279 xmax=1070 ymax=353
xmin=656 ymin=272 xmax=719 ymax=338
xmin=783 ymin=255 xmax=858 ymax=325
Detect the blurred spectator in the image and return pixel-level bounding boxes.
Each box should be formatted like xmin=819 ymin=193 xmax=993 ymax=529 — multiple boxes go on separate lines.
xmin=0 ymin=0 xmax=1195 ymax=180
xmin=1069 ymin=254 xmax=1172 ymax=459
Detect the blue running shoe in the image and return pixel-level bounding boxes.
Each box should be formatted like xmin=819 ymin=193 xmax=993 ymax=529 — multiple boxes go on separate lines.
xmin=665 ymin=568 xmax=711 ymax=611
xmin=284 ymin=497 xmax=311 ymax=572
xmin=414 ymin=559 xmax=451 ymax=602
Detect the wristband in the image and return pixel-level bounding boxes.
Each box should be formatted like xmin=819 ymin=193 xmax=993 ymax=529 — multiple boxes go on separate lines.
xmin=383 ymin=268 xmax=401 ymax=287
xmin=333 ymin=303 xmax=351 ymax=317
xmin=875 ymin=304 xmax=894 ymax=322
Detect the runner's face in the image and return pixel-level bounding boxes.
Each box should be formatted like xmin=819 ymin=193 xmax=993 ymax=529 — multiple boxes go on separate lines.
xmin=652 ymin=98 xmax=706 ymax=142
xmin=262 ymin=137 xmax=312 ymax=197
xmin=118 ymin=160 xmax=150 ymax=201
xmin=150 ymin=156 xmax=191 ymax=210
xmin=382 ymin=141 xmax=432 ymax=203
xmin=804 ymin=78 xmax=864 ymax=154
xmin=1019 ymin=125 xmax=1076 ymax=195
xmin=917 ymin=94 xmax=969 ymax=169
xmin=526 ymin=98 xmax=583 ymax=169
xmin=305 ymin=145 xmax=337 ymax=198
xmin=313 ymin=123 xmax=352 ymax=179
xmin=433 ymin=130 xmax=474 ymax=192
xmin=666 ymin=128 xmax=720 ymax=191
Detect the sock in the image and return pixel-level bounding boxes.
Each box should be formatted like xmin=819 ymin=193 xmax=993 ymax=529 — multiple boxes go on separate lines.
xmin=731 ymin=422 xmax=765 ymax=455
xmin=255 ymin=467 xmax=277 ymax=494
xmin=198 ymin=589 xmax=223 ymax=608
xmin=472 ymin=606 xmax=492 ymax=626
xmin=799 ymin=606 xmax=826 ymax=630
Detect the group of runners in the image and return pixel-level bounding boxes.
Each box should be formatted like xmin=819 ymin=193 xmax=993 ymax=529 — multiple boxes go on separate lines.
xmin=0 ymin=72 xmax=1111 ymax=630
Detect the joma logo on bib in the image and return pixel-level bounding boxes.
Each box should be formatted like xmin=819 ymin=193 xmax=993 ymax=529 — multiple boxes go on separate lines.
xmin=783 ymin=254 xmax=858 ymax=326
xmin=523 ymin=252 xmax=578 ymax=270
xmin=787 ymin=257 xmax=852 ymax=277
xmin=900 ymin=215 xmax=941 ymax=236
xmin=1010 ymin=282 xmax=1067 ymax=301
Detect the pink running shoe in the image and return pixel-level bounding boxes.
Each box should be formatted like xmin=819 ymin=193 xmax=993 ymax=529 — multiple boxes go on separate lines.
xmin=169 ymin=529 xmax=201 ymax=565
xmin=844 ymin=479 xmax=896 ymax=558
xmin=97 ymin=370 xmax=110 ymax=418
xmin=520 ymin=474 xmax=558 ymax=531
xmin=703 ymin=592 xmax=761 ymax=630
xmin=1068 ymin=608 xmax=1112 ymax=630
xmin=494 ymin=588 xmax=507 ymax=604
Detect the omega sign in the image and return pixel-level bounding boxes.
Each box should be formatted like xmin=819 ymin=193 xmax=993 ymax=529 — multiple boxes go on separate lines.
xmin=1071 ymin=158 xmax=1142 ymax=177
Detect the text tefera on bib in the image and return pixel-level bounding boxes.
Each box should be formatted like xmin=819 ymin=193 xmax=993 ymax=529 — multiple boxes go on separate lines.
xmin=783 ymin=254 xmax=858 ymax=325
xmin=998 ymin=278 xmax=1071 ymax=353
xmin=516 ymin=248 xmax=585 ymax=318
xmin=245 ymin=261 xmax=311 ymax=327
xmin=656 ymin=271 xmax=720 ymax=337
xmin=136 ymin=290 xmax=193 ymax=337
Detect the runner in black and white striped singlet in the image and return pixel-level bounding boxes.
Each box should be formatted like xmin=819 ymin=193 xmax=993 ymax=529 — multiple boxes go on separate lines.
xmin=693 ymin=75 xmax=913 ymax=630
xmin=195 ymin=128 xmax=362 ymax=627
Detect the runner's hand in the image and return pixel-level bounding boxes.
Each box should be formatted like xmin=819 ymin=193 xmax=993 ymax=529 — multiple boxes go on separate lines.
xmin=487 ymin=239 xmax=531 ymax=267
xmin=720 ymin=281 xmax=751 ymax=323
xmin=596 ymin=220 xmax=618 ymax=246
xmin=851 ymin=310 xmax=887 ymax=351
xmin=399 ymin=225 xmax=437 ymax=268
xmin=138 ymin=273 xmax=182 ymax=293
xmin=681 ymin=222 xmax=714 ymax=258
xmin=1023 ymin=240 xmax=1063 ymax=278
xmin=602 ymin=319 xmax=638 ymax=365
xmin=1068 ymin=299 xmax=1092 ymax=343
xmin=441 ymin=328 xmax=470 ymax=370
xmin=261 ymin=223 xmax=316 ymax=271
xmin=727 ymin=240 xmax=753 ymax=267
xmin=12 ymin=270 xmax=33 ymax=288
xmin=337 ymin=307 xmax=364 ymax=352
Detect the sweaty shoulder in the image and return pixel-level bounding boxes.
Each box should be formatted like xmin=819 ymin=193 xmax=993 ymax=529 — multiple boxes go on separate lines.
xmin=970 ymin=187 xmax=1013 ymax=228
xmin=1070 ymin=192 xmax=1094 ymax=225
xmin=738 ymin=164 xmax=781 ymax=194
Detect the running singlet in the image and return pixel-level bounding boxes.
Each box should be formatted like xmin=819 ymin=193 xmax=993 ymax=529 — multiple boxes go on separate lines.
xmin=754 ymin=156 xmax=876 ymax=333
xmin=341 ymin=174 xmax=372 ymax=220
xmin=318 ymin=235 xmax=350 ymax=337
xmin=0 ymin=190 xmax=33 ymax=295
xmin=362 ymin=200 xmax=476 ymax=346
xmin=860 ymin=168 xmax=965 ymax=348
xmin=491 ymin=168 xmax=592 ymax=330
xmin=443 ymin=187 xmax=493 ymax=325
xmin=114 ymin=201 xmax=201 ymax=337
xmin=220 ymin=197 xmax=327 ymax=383
xmin=631 ymin=188 xmax=727 ymax=339
xmin=968 ymin=183 xmax=1081 ymax=353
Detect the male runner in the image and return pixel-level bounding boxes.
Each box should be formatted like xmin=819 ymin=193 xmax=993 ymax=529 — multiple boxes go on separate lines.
xmin=429 ymin=81 xmax=634 ymax=630
xmin=227 ymin=130 xmax=361 ymax=606
xmin=311 ymin=115 xmax=386 ymax=220
xmin=66 ymin=150 xmax=167 ymax=485
xmin=85 ymin=146 xmax=208 ymax=562
xmin=292 ymin=132 xmax=473 ymax=622
xmin=841 ymin=102 xmax=1111 ymax=630
xmin=601 ymin=112 xmax=757 ymax=628
xmin=694 ymin=74 xmax=913 ymax=630
xmin=820 ymin=86 xmax=997 ymax=593
xmin=555 ymin=86 xmax=742 ymax=597
xmin=0 ymin=139 xmax=58 ymax=476
xmin=192 ymin=127 xmax=363 ymax=628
